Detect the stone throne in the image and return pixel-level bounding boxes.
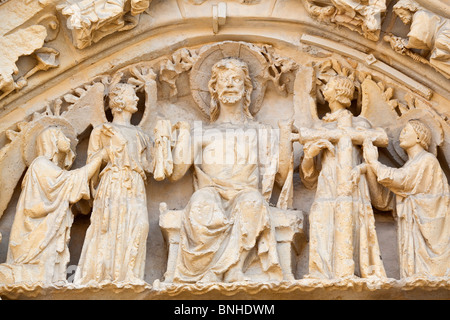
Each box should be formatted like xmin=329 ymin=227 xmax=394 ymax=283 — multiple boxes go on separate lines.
xmin=159 ymin=202 xmax=305 ymax=283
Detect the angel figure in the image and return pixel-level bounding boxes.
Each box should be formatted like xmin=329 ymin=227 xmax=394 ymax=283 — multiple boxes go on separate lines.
xmin=363 ymin=120 xmax=450 ymax=278
xmin=167 ymin=57 xmax=295 ymax=283
xmin=0 ymin=124 xmax=104 ymax=285
xmin=299 ymin=75 xmax=393 ymax=280
xmin=74 ymin=70 xmax=157 ymax=285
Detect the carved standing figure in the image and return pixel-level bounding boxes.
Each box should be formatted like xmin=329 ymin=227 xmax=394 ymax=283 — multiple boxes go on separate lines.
xmin=363 ymin=120 xmax=450 ymax=278
xmin=74 ymin=83 xmax=153 ymax=285
xmin=0 ymin=124 xmax=104 ymax=285
xmin=299 ymin=75 xmax=390 ymax=279
xmin=168 ymin=58 xmax=294 ymax=283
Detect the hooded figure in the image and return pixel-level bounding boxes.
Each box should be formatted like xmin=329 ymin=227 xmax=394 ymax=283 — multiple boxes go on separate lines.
xmin=0 ymin=126 xmax=103 ymax=285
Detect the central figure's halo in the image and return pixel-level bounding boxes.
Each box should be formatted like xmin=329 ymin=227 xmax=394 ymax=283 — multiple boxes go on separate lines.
xmin=189 ymin=41 xmax=268 ymax=120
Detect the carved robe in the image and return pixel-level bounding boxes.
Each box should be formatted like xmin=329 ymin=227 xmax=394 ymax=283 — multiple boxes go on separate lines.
xmin=407 ymin=9 xmax=450 ymax=78
xmin=74 ymin=123 xmax=151 ymax=285
xmin=1 ymin=156 xmax=90 ymax=284
xmin=374 ymin=150 xmax=450 ymax=278
xmin=173 ymin=122 xmax=283 ymax=282
xmin=60 ymin=0 xmax=151 ymax=49
xmin=302 ymin=111 xmax=391 ymax=279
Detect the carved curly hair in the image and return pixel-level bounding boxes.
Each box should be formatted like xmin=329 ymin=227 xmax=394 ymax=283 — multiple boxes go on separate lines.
xmin=208 ymin=58 xmax=253 ymax=122
xmin=325 ymin=75 xmax=355 ymax=107
xmin=408 ymin=119 xmax=432 ymax=150
xmin=109 ymin=83 xmax=136 ymax=116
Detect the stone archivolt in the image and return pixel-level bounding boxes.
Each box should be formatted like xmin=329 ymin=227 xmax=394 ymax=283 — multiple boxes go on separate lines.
xmin=0 ymin=0 xmax=448 ymax=300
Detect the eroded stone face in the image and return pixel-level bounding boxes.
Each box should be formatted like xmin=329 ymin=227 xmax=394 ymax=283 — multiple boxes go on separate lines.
xmin=0 ymin=0 xmax=448 ymax=300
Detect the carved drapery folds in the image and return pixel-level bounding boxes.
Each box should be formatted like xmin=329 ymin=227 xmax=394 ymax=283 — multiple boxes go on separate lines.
xmin=0 ymin=38 xmax=448 ymax=295
xmin=304 ymin=0 xmax=387 ymax=41
xmin=0 ymin=0 xmax=449 ymax=300
xmin=58 ymin=0 xmax=152 ymax=49
xmin=384 ymin=0 xmax=450 ymax=79
xmin=303 ymin=0 xmax=450 ymax=79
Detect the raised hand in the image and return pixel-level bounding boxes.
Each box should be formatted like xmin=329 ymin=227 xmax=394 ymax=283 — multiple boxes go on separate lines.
xmin=362 ymin=139 xmax=379 ymax=165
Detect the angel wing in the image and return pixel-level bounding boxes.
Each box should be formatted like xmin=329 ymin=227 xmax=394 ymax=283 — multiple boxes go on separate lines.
xmin=62 ymin=82 xmax=107 ymax=134
xmin=359 ymin=78 xmax=407 ymax=166
xmin=0 ymin=82 xmax=106 ymax=219
xmin=0 ymin=133 xmax=26 ymax=220
xmin=360 ymin=78 xmax=448 ymax=170
xmin=293 ymin=64 xmax=320 ymax=129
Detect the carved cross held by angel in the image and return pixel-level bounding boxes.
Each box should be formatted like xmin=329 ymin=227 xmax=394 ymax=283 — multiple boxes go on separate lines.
xmin=295 ymin=75 xmax=388 ymax=279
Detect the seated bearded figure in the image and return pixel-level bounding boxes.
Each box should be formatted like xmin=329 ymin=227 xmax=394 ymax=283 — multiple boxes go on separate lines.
xmin=163 ymin=58 xmax=297 ymax=283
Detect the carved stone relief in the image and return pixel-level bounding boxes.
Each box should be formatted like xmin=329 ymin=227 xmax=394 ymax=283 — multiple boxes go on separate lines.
xmin=304 ymin=0 xmax=387 ymax=41
xmin=384 ymin=0 xmax=450 ymax=79
xmin=0 ymin=25 xmax=60 ymax=100
xmin=363 ymin=121 xmax=449 ymax=278
xmin=159 ymin=52 xmax=302 ymax=284
xmin=0 ymin=0 xmax=448 ymax=300
xmin=0 ymin=118 xmax=103 ymax=286
xmin=57 ymin=0 xmax=152 ymax=49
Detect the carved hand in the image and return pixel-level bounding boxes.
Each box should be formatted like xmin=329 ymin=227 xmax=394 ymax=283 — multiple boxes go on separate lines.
xmin=363 ymin=139 xmax=379 ymax=164
xmin=128 ymin=66 xmax=157 ymax=91
xmin=173 ymin=121 xmax=191 ymax=132
xmin=351 ymin=163 xmax=368 ymax=185
xmin=384 ymin=34 xmax=408 ymax=54
xmin=303 ymin=139 xmax=335 ymax=159
xmin=90 ymin=149 xmax=108 ymax=165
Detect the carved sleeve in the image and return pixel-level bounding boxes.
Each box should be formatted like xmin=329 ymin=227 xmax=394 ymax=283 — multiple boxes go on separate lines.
xmin=365 ymin=164 xmax=395 ymax=212
xmin=87 ymin=126 xmax=104 ymax=163
xmin=373 ymin=161 xmax=414 ymax=197
xmin=22 ymin=158 xmax=90 ymax=219
xmin=86 ymin=126 xmax=104 ymax=192
xmin=299 ymin=154 xmax=320 ymax=190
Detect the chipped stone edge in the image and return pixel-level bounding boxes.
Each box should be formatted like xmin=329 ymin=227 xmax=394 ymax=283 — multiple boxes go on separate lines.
xmin=0 ymin=277 xmax=448 ymax=299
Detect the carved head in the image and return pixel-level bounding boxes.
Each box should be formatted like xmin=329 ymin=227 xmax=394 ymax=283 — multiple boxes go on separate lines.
xmin=208 ymin=58 xmax=253 ymax=122
xmin=323 ymin=75 xmax=355 ymax=108
xmin=109 ymin=83 xmax=139 ymax=117
xmin=393 ymin=0 xmax=419 ymax=24
xmin=36 ymin=126 xmax=75 ymax=169
xmin=401 ymin=119 xmax=432 ymax=151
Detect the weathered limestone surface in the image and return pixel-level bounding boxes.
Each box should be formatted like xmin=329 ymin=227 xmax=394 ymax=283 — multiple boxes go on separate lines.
xmin=0 ymin=0 xmax=448 ymax=300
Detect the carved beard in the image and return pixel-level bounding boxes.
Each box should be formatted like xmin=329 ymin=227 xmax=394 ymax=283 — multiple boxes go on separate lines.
xmin=218 ymin=90 xmax=244 ymax=104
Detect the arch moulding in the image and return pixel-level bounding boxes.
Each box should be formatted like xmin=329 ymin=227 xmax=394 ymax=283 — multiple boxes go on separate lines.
xmin=0 ymin=0 xmax=449 ymax=300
